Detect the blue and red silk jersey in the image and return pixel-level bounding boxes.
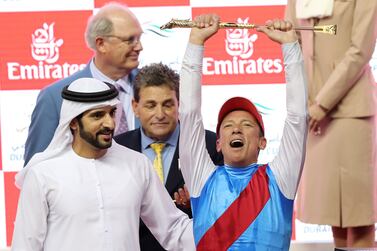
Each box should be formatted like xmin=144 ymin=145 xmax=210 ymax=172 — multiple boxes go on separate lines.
xmin=191 ymin=163 xmax=294 ymax=251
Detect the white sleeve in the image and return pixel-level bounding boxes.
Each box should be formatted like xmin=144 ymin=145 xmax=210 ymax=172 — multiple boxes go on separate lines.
xmin=269 ymin=41 xmax=308 ymax=200
xmin=140 ymin=159 xmax=195 ymax=251
xmin=11 ymin=169 xmax=48 ymax=251
xmin=178 ymin=43 xmax=217 ymax=197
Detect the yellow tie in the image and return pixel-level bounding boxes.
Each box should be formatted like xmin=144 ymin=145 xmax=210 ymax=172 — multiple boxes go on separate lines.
xmin=150 ymin=143 xmax=165 ymax=183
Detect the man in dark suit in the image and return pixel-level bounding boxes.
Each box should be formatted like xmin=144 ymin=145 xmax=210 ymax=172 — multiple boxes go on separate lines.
xmin=114 ymin=62 xmax=222 ymax=251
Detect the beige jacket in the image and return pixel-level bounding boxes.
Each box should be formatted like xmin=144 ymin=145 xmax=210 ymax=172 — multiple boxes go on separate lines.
xmin=286 ymin=0 xmax=377 ymax=118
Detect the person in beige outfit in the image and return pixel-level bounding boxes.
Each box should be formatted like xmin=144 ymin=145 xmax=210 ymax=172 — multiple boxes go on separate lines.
xmin=286 ymin=0 xmax=377 ymax=247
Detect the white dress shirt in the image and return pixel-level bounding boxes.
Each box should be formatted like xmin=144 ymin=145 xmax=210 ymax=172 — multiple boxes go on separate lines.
xmin=90 ymin=60 xmax=135 ymax=131
xmin=296 ymin=0 xmax=334 ymax=18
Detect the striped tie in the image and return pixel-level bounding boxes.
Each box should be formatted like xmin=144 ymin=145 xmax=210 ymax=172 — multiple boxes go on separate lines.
xmin=114 ymin=83 xmax=128 ymax=135
xmin=150 ymin=143 xmax=165 ymax=183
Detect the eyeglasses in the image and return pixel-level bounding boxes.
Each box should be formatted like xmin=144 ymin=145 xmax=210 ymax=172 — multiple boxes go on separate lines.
xmin=102 ymin=34 xmax=142 ymax=46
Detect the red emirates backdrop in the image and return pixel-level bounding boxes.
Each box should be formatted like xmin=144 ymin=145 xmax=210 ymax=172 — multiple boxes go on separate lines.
xmin=3 ymin=0 xmax=374 ymax=248
xmin=0 ymin=11 xmax=92 ymax=90
xmin=0 ymin=129 xmax=2 ymax=171
xmin=95 ymin=0 xmax=190 ymax=7
xmin=193 ymin=6 xmax=285 ymax=85
xmin=4 ymin=172 xmax=18 ymax=247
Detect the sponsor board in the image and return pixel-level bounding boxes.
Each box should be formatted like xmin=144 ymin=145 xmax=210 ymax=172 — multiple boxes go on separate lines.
xmin=0 ymin=172 xmax=5 ymax=247
xmin=0 ymin=90 xmax=39 ymax=171
xmin=95 ymin=0 xmax=189 ymax=8
xmin=131 ymin=6 xmax=192 ymax=72
xmin=0 ymin=2 xmax=376 ymax=249
xmin=0 ymin=11 xmax=92 ymax=90
xmin=0 ymin=0 xmax=93 ymax=12
xmin=4 ymin=172 xmax=19 ymax=247
xmin=294 ymin=220 xmax=333 ymax=241
xmin=192 ymin=6 xmax=285 ymax=85
xmin=190 ymin=0 xmax=287 ymax=7
xmin=295 ymin=222 xmax=377 ymax=242
xmin=0 ymin=119 xmax=2 ymax=171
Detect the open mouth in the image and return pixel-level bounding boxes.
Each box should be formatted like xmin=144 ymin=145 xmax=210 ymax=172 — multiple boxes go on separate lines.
xmin=230 ymin=139 xmax=244 ymax=148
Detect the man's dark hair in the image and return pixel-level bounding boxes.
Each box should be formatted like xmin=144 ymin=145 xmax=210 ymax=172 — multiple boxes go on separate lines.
xmin=133 ymin=63 xmax=179 ymax=102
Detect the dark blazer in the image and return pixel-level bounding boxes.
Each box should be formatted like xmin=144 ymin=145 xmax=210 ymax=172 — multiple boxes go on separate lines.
xmin=114 ymin=127 xmax=223 ymax=251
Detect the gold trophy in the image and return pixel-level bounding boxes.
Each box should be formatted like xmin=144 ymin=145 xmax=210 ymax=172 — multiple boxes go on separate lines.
xmin=160 ymin=19 xmax=337 ymax=35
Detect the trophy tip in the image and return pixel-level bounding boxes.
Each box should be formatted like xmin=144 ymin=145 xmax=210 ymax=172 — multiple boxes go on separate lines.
xmin=160 ymin=19 xmax=177 ymax=30
xmin=160 ymin=22 xmax=171 ymax=30
xmin=332 ymin=24 xmax=337 ymax=35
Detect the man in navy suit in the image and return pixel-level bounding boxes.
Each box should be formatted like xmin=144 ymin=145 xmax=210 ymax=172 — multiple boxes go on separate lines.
xmin=24 ymin=2 xmax=142 ymax=165
xmin=114 ymin=62 xmax=222 ymax=251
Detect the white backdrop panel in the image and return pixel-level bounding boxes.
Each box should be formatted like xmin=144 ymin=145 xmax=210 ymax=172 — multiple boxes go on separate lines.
xmin=0 ymin=91 xmax=39 ymax=172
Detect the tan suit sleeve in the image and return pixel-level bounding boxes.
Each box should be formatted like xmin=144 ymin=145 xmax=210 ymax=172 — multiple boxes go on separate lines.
xmin=316 ymin=1 xmax=377 ymax=110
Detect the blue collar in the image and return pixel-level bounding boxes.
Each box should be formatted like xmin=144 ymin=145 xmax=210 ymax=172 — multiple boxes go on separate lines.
xmin=141 ymin=124 xmax=180 ymax=150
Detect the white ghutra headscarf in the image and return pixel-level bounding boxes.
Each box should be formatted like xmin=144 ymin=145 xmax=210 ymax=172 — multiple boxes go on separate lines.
xmin=296 ymin=0 xmax=334 ymax=19
xmin=16 ymin=78 xmax=120 ymax=188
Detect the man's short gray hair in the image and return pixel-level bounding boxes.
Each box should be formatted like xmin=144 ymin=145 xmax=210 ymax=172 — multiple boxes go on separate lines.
xmin=85 ymin=2 xmax=130 ymax=50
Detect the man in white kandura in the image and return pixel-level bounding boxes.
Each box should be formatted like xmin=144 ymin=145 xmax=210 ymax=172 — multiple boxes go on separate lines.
xmin=11 ymin=78 xmax=195 ymax=251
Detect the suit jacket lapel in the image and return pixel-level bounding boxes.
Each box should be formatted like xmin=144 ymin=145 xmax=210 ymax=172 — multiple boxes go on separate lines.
xmin=165 ymin=140 xmax=183 ymax=194
xmin=124 ymin=129 xmax=142 ymax=152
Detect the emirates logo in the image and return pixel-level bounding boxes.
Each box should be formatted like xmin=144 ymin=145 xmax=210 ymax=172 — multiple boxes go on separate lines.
xmin=31 ymin=23 xmax=63 ymax=64
xmin=225 ymin=18 xmax=257 ymax=59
